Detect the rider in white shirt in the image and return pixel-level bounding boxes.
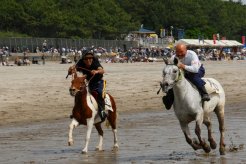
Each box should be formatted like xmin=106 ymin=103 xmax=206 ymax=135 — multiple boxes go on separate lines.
xmin=163 ymin=43 xmax=210 ymax=110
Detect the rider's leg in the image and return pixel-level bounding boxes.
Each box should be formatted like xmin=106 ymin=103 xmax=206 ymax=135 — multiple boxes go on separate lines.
xmin=199 ymin=86 xmax=210 ymax=101
xmin=97 ymin=96 xmax=107 ymax=120
xmin=97 ymin=80 xmax=107 ymax=121
xmin=184 ymin=66 xmax=210 ymax=101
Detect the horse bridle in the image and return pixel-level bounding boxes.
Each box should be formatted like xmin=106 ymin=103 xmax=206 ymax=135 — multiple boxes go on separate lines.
xmin=157 ymin=64 xmax=182 ymax=94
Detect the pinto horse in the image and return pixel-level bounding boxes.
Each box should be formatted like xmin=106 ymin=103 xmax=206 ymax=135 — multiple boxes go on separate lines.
xmin=66 ymin=65 xmax=119 ymax=154
xmin=161 ymin=58 xmax=226 ymax=155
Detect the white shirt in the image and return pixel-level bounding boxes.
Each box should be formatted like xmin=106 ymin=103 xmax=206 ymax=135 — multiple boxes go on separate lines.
xmin=180 ymin=50 xmax=201 ymax=73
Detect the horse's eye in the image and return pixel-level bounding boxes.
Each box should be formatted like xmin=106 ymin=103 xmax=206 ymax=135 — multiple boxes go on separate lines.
xmin=173 ymin=70 xmax=177 ymax=73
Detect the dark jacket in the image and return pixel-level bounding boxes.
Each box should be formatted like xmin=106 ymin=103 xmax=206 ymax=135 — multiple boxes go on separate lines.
xmin=76 ymin=57 xmax=103 ymax=85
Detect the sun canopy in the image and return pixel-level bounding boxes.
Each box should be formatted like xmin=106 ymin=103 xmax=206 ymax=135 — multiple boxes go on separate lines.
xmin=176 ymin=39 xmax=209 ymax=47
xmin=176 ymin=39 xmax=243 ymax=48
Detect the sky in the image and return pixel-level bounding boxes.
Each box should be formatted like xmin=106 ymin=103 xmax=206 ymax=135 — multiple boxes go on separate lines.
xmin=236 ymin=0 xmax=246 ymax=4
xmin=225 ymin=0 xmax=246 ymax=4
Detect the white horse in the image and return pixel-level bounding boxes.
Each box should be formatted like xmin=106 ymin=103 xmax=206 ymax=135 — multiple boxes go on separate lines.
xmin=161 ymin=58 xmax=226 ymax=155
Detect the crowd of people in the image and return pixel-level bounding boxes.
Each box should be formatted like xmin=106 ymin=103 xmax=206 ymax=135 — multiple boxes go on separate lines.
xmin=1 ymin=43 xmax=246 ymax=66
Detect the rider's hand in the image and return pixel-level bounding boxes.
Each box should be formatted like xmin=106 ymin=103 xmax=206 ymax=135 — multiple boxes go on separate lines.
xmin=177 ymin=63 xmax=185 ymax=69
xmin=91 ymin=70 xmax=98 ymax=75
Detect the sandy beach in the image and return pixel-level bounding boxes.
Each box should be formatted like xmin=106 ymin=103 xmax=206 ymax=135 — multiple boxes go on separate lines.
xmin=0 ymin=60 xmax=246 ymax=163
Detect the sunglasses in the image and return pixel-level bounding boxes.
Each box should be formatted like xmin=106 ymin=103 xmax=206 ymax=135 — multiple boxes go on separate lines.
xmin=83 ymin=57 xmax=93 ymax=60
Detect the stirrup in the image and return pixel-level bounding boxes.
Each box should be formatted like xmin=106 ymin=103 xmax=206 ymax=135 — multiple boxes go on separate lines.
xmin=100 ymin=110 xmax=107 ymax=121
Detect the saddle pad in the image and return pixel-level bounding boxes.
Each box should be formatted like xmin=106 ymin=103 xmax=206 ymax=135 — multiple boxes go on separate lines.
xmin=203 ymin=78 xmax=220 ymax=94
xmin=105 ymin=94 xmax=114 ymax=112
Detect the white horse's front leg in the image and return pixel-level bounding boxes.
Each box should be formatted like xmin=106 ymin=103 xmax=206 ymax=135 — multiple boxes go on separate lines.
xmin=82 ymin=118 xmax=94 ymax=154
xmin=68 ymin=119 xmax=79 ymax=146
xmin=180 ymin=122 xmax=202 ymax=150
xmin=112 ymin=129 xmax=119 ymax=150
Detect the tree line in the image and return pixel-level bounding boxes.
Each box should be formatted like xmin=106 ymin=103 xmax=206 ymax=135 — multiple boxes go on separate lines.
xmin=0 ymin=0 xmax=245 ymax=41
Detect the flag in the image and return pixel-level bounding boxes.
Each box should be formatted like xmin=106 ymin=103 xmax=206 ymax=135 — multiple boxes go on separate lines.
xmin=213 ymin=34 xmax=216 ymax=44
xmin=160 ymin=29 xmax=166 ymax=38
xmin=216 ymin=33 xmax=220 ymax=41
xmin=242 ymin=36 xmax=245 ymax=45
xmin=177 ymin=29 xmax=184 ymax=39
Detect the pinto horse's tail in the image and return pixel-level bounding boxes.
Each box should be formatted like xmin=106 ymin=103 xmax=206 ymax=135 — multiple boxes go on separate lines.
xmin=105 ymin=119 xmax=110 ymax=128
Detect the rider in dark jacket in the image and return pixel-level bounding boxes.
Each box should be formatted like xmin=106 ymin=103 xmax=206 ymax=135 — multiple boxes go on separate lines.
xmin=76 ymin=50 xmax=107 ymax=121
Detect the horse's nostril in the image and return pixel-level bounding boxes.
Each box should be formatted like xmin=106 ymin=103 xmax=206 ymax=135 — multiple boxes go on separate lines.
xmin=165 ymin=83 xmax=169 ymax=86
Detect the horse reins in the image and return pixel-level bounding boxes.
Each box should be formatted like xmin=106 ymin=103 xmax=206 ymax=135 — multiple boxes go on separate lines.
xmin=75 ymin=67 xmax=96 ymax=84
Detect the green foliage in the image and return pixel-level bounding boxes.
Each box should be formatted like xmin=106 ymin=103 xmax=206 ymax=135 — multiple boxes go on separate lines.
xmin=0 ymin=0 xmax=245 ymax=40
xmin=0 ymin=31 xmax=29 ymax=38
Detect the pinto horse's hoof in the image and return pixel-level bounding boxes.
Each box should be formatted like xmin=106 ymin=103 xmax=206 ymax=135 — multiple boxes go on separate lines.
xmin=68 ymin=141 xmax=73 ymax=146
xmin=95 ymin=147 xmax=103 ymax=151
xmin=112 ymin=144 xmax=119 ymax=151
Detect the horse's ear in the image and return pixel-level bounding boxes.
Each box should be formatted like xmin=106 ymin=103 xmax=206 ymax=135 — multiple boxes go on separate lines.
xmin=174 ymin=57 xmax=178 ymax=65
xmin=163 ymin=57 xmax=169 ymax=65
xmin=74 ymin=72 xmax=78 ymax=78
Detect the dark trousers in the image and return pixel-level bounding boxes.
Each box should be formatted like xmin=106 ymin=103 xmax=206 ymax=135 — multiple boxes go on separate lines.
xmin=89 ymin=80 xmax=106 ymax=110
xmin=184 ymin=65 xmax=206 ymax=90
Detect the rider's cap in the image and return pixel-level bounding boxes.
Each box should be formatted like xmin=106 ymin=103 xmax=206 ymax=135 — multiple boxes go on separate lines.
xmin=84 ymin=50 xmax=93 ymax=56
xmin=82 ymin=49 xmax=94 ymax=59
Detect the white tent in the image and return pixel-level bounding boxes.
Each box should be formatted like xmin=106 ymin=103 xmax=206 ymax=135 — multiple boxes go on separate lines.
xmin=176 ymin=39 xmax=243 ymax=48
xmin=220 ymin=40 xmax=244 ymax=47
xmin=203 ymin=40 xmax=227 ymax=47
xmin=176 ymin=39 xmax=209 ymax=47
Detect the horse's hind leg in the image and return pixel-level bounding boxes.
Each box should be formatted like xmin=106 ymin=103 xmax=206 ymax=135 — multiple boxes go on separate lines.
xmin=214 ymin=105 xmax=226 ymax=155
xmin=94 ymin=123 xmax=104 ymax=151
xmin=107 ymin=111 xmax=119 ymax=150
xmin=203 ymin=116 xmax=217 ymax=149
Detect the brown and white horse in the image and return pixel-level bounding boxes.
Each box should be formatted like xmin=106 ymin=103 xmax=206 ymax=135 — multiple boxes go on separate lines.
xmin=66 ymin=66 xmax=119 ymax=154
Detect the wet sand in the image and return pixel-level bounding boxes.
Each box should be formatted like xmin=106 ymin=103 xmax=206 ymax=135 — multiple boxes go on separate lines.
xmin=0 ymin=60 xmax=246 ymax=163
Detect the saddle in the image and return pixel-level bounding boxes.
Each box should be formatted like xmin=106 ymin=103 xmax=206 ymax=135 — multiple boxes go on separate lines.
xmin=91 ymin=91 xmax=113 ymax=112
xmin=202 ymin=78 xmax=220 ymax=94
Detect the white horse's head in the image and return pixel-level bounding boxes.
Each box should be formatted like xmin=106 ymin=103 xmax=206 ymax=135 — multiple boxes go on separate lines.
xmin=162 ymin=57 xmax=183 ymax=93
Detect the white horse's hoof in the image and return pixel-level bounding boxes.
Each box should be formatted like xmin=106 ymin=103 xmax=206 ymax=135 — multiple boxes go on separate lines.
xmin=81 ymin=150 xmax=87 ymax=154
xmin=68 ymin=141 xmax=73 ymax=146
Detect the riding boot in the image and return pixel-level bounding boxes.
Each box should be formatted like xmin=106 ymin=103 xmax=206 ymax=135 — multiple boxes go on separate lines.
xmin=97 ymin=97 xmax=107 ymax=121
xmin=200 ymin=86 xmax=210 ymax=101
xmin=162 ymin=89 xmax=174 ymax=110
